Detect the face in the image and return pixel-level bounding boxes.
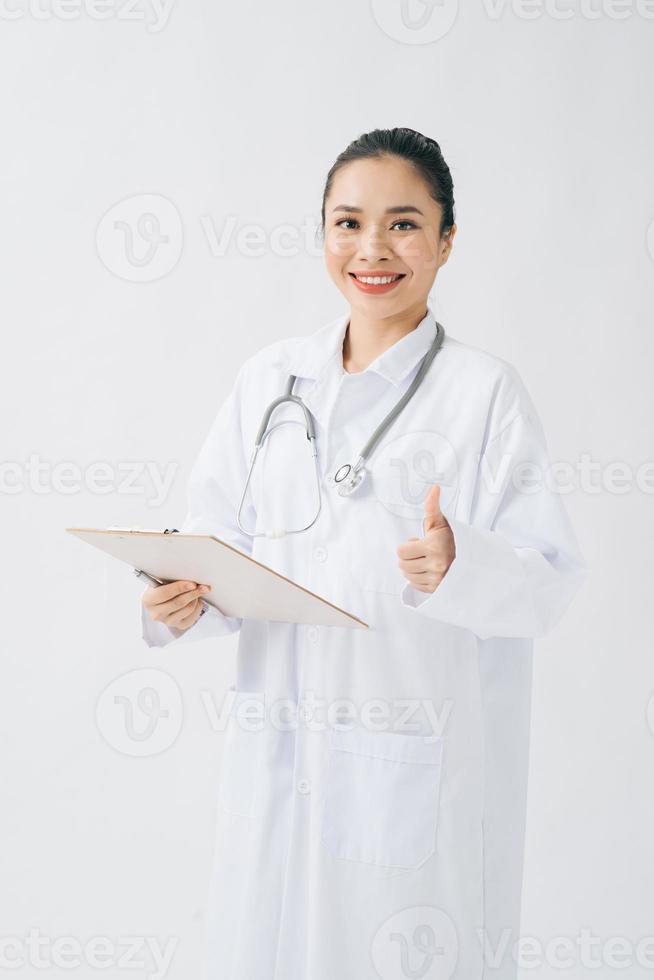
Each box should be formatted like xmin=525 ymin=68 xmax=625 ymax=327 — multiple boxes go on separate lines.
xmin=323 ymin=155 xmax=456 ymax=317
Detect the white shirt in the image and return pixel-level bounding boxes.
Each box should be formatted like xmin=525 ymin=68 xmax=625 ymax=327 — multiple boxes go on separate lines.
xmin=141 ymin=304 xmax=587 ymax=980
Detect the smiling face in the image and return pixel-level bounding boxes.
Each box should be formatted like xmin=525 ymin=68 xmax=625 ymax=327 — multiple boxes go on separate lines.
xmin=323 ymin=154 xmax=456 ymax=318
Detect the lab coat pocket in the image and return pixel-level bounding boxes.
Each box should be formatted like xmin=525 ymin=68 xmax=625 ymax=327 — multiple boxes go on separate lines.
xmin=217 ymin=687 xmax=266 ymax=818
xmin=321 ymin=727 xmax=444 ymax=870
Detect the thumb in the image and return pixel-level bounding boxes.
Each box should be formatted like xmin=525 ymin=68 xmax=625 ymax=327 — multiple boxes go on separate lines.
xmin=423 ymin=483 xmax=447 ymax=533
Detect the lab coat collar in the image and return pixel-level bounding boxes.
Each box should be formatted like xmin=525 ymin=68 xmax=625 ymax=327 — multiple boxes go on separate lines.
xmin=276 ymin=304 xmax=440 ymax=389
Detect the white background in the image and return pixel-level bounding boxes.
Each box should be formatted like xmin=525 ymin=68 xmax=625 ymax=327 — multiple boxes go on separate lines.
xmin=1 ymin=1 xmax=653 ymax=978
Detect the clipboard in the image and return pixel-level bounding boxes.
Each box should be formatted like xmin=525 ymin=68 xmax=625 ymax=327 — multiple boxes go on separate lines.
xmin=66 ymin=527 xmax=369 ymax=630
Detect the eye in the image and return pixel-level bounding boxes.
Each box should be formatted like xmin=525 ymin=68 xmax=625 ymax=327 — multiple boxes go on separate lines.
xmin=334 ymin=217 xmax=419 ymax=232
xmin=391 ymin=220 xmax=418 ymax=231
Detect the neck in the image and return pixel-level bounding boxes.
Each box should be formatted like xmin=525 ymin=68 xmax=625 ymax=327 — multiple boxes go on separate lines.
xmin=342 ymin=301 xmax=429 ymax=374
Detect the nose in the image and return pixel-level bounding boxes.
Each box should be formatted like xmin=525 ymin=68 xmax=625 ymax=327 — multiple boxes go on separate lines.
xmin=356 ymin=223 xmax=394 ymax=261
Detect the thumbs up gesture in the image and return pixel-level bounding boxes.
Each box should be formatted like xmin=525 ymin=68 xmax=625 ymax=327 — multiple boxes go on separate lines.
xmin=396 ymin=484 xmax=456 ymax=594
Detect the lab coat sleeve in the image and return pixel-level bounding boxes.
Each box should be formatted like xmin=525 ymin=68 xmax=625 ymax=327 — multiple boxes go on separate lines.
xmin=400 ymin=367 xmax=588 ymax=640
xmin=141 ymin=361 xmax=256 ymax=649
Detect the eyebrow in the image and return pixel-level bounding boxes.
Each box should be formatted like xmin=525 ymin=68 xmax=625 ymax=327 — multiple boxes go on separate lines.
xmin=331 ymin=204 xmax=424 ymax=216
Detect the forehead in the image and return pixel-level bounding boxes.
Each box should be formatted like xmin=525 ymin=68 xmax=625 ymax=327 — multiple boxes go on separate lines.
xmin=326 ymin=155 xmax=438 ymax=215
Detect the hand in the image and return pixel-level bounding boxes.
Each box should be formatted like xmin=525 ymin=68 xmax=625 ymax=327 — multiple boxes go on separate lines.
xmin=396 ymin=484 xmax=456 ymax=594
xmin=142 ymin=580 xmax=211 ymax=630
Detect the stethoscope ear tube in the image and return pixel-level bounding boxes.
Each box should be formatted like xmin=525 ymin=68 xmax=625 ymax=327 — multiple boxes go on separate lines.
xmin=237 ymin=377 xmax=323 ymax=537
xmin=254 ymin=383 xmax=316 ymax=447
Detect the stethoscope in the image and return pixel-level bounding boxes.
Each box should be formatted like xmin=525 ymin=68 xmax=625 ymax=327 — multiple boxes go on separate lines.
xmin=236 ymin=320 xmax=446 ymax=538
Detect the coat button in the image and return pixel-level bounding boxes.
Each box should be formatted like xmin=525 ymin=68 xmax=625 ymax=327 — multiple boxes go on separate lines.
xmin=297 ymin=778 xmax=311 ymax=795
xmin=313 ymin=546 xmax=328 ymax=563
xmin=307 ymin=626 xmax=319 ymax=642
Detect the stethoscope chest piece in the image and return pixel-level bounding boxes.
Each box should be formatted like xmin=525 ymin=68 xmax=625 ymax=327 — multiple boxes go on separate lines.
xmin=328 ymin=460 xmax=367 ymax=497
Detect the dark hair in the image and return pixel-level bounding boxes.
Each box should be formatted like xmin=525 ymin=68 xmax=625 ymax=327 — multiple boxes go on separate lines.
xmin=319 ymin=127 xmax=455 ymax=240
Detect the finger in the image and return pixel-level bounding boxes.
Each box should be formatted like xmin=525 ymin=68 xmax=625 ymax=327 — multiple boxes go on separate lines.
xmin=149 ymin=585 xmax=209 ymax=620
xmin=404 ymin=572 xmax=441 ymax=592
xmin=166 ymin=597 xmax=202 ymax=628
xmin=175 ymin=601 xmax=204 ymax=630
xmin=145 ymin=580 xmax=201 ymax=607
xmin=408 ymin=580 xmax=437 ymax=593
xmin=398 ymin=557 xmax=431 ymax=575
xmin=397 ymin=538 xmax=428 ymax=560
xmin=423 ymin=483 xmax=448 ymax=534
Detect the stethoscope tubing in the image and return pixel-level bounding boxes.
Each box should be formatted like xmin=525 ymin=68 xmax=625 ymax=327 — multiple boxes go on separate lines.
xmin=236 ymin=319 xmax=446 ymax=537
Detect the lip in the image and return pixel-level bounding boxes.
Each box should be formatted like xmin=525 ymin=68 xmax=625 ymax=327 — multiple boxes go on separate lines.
xmin=348 ymin=271 xmax=406 ymax=295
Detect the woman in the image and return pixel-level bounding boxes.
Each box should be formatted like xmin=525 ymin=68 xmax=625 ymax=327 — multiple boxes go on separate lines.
xmin=141 ymin=128 xmax=587 ymax=980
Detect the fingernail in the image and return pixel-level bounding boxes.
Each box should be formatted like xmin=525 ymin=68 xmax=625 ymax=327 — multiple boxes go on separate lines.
xmin=201 ymin=585 xmax=211 ymax=592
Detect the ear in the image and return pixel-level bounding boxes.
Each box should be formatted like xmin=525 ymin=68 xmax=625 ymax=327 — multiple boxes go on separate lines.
xmin=438 ymin=224 xmax=457 ymax=267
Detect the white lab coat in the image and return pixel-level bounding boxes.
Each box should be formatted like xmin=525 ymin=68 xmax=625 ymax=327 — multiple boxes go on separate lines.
xmin=141 ymin=305 xmax=587 ymax=980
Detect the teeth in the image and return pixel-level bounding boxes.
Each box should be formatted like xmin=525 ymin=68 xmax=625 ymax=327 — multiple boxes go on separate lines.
xmin=354 ymin=274 xmax=402 ymax=285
